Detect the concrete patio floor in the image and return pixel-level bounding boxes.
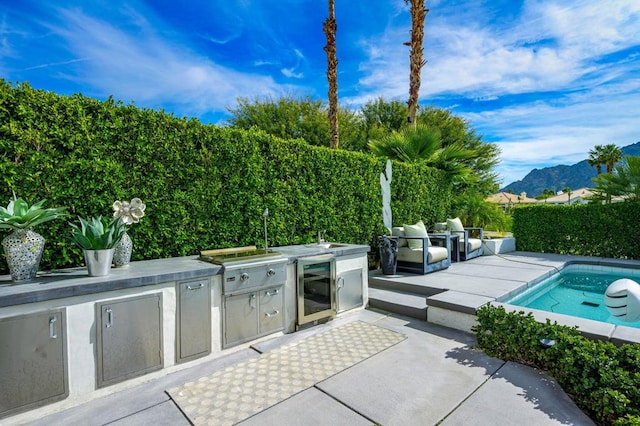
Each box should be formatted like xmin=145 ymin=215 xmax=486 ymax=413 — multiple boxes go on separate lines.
xmin=25 ymin=306 xmax=594 ymax=426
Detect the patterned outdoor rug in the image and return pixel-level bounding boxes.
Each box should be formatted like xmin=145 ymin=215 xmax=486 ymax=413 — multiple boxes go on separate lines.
xmin=167 ymin=321 xmax=406 ymax=425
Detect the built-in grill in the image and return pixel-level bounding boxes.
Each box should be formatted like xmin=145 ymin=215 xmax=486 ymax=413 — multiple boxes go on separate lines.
xmin=199 ymin=246 xmax=288 ymax=348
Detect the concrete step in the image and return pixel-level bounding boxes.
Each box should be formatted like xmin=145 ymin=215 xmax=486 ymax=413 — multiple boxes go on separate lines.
xmin=368 ymin=287 xmax=428 ymax=320
xmin=369 ymin=273 xmax=443 ymax=297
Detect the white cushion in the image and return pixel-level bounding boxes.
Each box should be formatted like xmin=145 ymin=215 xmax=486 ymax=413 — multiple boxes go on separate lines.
xmin=447 ymin=217 xmax=466 ymax=241
xmin=397 ymin=246 xmax=448 ymax=264
xmin=392 ymin=226 xmax=407 ymax=247
xmin=403 ymin=220 xmax=430 ymax=249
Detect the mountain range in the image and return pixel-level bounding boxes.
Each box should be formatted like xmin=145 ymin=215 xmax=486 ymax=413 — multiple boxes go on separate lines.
xmin=500 ymin=141 xmax=640 ymax=198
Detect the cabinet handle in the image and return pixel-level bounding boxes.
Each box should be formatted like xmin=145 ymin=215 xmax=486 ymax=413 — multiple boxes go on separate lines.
xmin=249 ymin=294 xmax=256 ymax=309
xmin=337 ymin=277 xmax=344 ymax=290
xmin=264 ymin=288 xmax=279 ymax=296
xmin=105 ymin=307 xmax=113 ymax=328
xmin=264 ymin=309 xmax=280 ymax=318
xmin=49 ymin=316 xmax=57 ymax=339
xmin=187 ymin=283 xmax=204 ymax=290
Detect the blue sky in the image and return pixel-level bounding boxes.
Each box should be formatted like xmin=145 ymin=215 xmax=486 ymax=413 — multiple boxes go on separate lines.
xmin=1 ymin=0 xmax=639 ymax=186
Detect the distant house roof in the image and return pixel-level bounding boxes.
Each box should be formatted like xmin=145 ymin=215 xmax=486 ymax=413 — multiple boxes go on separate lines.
xmin=544 ymin=188 xmax=594 ymax=204
xmin=486 ymin=192 xmax=538 ymax=205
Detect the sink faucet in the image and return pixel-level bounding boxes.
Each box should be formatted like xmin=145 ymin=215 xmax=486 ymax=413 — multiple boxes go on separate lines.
xmin=318 ymin=230 xmax=326 ymax=244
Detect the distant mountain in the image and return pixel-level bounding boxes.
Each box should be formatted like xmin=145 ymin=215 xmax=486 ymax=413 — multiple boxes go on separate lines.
xmin=501 ymin=142 xmax=640 ymax=197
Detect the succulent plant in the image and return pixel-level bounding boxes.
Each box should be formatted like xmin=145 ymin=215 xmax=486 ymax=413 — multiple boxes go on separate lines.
xmin=69 ymin=216 xmax=127 ymax=250
xmin=0 ymin=197 xmax=67 ymax=230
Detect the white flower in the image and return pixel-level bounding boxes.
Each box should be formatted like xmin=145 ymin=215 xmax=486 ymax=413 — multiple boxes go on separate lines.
xmin=113 ymin=198 xmax=146 ymax=225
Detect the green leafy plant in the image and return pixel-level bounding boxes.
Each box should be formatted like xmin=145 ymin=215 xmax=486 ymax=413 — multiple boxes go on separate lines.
xmin=474 ymin=305 xmax=640 ymax=425
xmin=0 ymin=196 xmax=67 ymax=230
xmin=69 ymin=216 xmax=127 ymax=250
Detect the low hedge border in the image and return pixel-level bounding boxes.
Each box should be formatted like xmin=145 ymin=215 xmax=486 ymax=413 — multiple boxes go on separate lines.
xmin=474 ymin=305 xmax=640 ymax=425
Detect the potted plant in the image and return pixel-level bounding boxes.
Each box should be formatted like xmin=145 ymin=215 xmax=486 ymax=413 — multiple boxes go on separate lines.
xmin=69 ymin=216 xmax=127 ymax=276
xmin=0 ymin=195 xmax=67 ymax=281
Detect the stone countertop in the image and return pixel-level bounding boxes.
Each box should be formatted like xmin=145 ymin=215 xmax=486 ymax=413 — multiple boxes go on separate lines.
xmin=0 ymin=256 xmax=221 ymax=308
xmin=0 ymin=244 xmax=371 ymax=308
xmin=272 ymin=243 xmax=370 ymax=262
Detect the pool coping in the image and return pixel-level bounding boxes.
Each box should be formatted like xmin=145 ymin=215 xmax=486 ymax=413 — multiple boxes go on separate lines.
xmin=424 ymin=255 xmax=640 ymax=345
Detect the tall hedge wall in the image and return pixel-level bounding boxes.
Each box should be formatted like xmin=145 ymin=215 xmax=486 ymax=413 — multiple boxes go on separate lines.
xmin=0 ymin=80 xmax=452 ymax=274
xmin=513 ymin=203 xmax=640 ymax=259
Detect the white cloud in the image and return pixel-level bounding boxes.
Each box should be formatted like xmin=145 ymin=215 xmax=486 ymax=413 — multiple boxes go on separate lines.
xmin=47 ymin=7 xmax=290 ymax=115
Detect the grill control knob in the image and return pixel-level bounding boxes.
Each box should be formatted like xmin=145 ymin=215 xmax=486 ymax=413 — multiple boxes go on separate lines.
xmin=240 ymin=273 xmax=249 ymax=281
xmin=267 ymin=269 xmax=276 ymax=277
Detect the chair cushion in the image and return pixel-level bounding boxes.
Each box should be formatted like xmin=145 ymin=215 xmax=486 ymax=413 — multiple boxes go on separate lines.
xmin=392 ymin=226 xmax=407 ymax=247
xmin=447 ymin=217 xmax=465 ymax=240
xmin=397 ymin=246 xmax=448 ymax=264
xmin=403 ymin=221 xmax=430 ymax=249
xmin=427 ymin=246 xmax=448 ymax=263
xmin=461 ymin=238 xmax=482 ymax=253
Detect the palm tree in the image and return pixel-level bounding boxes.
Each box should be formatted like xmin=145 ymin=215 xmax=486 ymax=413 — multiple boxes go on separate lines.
xmin=368 ymin=124 xmax=477 ymax=183
xmin=593 ymin=155 xmax=640 ymax=202
xmin=588 ymin=145 xmax=604 ymax=175
xmin=562 ymin=186 xmax=572 ymax=204
xmin=323 ymin=0 xmax=339 ymax=148
xmin=404 ymin=0 xmax=428 ymax=127
xmin=600 ymin=144 xmax=623 ymax=174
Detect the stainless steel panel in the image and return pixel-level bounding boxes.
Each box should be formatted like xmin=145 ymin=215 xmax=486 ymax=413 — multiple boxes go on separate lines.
xmin=222 ymin=261 xmax=286 ymax=294
xmin=259 ymin=286 xmax=284 ymax=335
xmin=0 ymin=309 xmax=68 ymax=419
xmin=96 ymin=294 xmax=163 ymax=388
xmin=223 ymin=292 xmax=258 ymax=347
xmin=176 ymin=279 xmax=211 ymax=364
xmin=337 ymin=269 xmax=363 ymax=313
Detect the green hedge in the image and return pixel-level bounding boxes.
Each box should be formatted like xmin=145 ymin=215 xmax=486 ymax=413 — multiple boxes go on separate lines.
xmin=512 ymin=203 xmax=640 ymax=259
xmin=474 ymin=305 xmax=640 ymax=425
xmin=0 ymin=80 xmax=452 ymax=274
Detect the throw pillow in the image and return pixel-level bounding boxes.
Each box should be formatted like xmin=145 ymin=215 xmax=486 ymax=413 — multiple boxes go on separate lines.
xmin=392 ymin=227 xmax=407 ymax=247
xmin=402 ymin=220 xmax=430 ymax=249
xmin=447 ymin=217 xmax=465 ymax=239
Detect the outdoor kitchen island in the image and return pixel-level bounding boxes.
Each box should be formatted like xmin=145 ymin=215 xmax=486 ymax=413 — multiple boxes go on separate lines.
xmin=0 ymin=243 xmax=369 ymax=423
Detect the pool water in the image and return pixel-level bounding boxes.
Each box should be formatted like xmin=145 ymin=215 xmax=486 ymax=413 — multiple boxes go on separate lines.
xmin=504 ymin=264 xmax=640 ymax=328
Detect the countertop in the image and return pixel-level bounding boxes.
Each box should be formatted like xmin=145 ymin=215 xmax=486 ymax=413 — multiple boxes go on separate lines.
xmin=0 ymin=243 xmax=370 ymax=308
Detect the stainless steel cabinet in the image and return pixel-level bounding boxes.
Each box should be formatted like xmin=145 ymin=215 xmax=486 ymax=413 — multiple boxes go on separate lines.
xmin=223 ymin=285 xmax=283 ymax=348
xmin=0 ymin=309 xmax=68 ymax=419
xmin=176 ymin=279 xmax=211 ymax=363
xmin=337 ymin=269 xmax=363 ymax=313
xmin=96 ymin=294 xmax=163 ymax=388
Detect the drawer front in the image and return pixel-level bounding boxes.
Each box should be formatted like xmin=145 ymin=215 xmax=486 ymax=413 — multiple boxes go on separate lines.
xmin=259 ymin=286 xmax=284 ymax=334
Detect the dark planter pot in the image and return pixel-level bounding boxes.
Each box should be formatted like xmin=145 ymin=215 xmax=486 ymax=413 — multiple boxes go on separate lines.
xmin=378 ymin=235 xmax=398 ymax=275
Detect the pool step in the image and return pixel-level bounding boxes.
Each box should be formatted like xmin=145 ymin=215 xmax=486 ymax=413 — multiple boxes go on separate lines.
xmin=368 ymin=287 xmax=428 ymax=320
xmin=368 ymin=274 xmax=444 ymax=297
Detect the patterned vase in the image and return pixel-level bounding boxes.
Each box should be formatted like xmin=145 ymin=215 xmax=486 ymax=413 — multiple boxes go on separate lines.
xmin=2 ymin=229 xmax=45 ymax=281
xmin=113 ymin=232 xmax=133 ymax=267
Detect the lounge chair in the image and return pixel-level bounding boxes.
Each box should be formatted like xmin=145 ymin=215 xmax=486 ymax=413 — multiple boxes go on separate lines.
xmin=392 ymin=221 xmax=451 ymax=274
xmin=434 ymin=218 xmax=484 ymax=261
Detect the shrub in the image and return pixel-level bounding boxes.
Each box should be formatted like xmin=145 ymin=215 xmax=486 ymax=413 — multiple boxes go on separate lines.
xmin=474 ymin=305 xmax=640 ymax=425
xmin=0 ymin=80 xmax=453 ymax=273
xmin=512 ymin=203 xmax=640 ymax=259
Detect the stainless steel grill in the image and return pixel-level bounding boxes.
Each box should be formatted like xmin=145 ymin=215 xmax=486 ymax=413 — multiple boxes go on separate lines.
xmin=217 ymin=255 xmax=288 ymax=348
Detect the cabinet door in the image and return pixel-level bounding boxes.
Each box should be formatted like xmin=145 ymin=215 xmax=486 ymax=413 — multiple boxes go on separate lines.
xmin=96 ymin=294 xmax=163 ymax=388
xmin=337 ymin=269 xmax=363 ymax=313
xmin=223 ymin=292 xmax=258 ymax=348
xmin=0 ymin=309 xmax=68 ymax=418
xmin=177 ymin=279 xmax=211 ymax=363
xmin=259 ymin=286 xmax=284 ymax=334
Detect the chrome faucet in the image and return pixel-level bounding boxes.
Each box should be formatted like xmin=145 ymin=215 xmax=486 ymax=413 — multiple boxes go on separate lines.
xmin=318 ymin=230 xmax=326 ymax=244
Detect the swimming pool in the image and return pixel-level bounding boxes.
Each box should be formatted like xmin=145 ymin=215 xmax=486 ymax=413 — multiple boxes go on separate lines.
xmin=503 ymin=263 xmax=640 ymax=328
